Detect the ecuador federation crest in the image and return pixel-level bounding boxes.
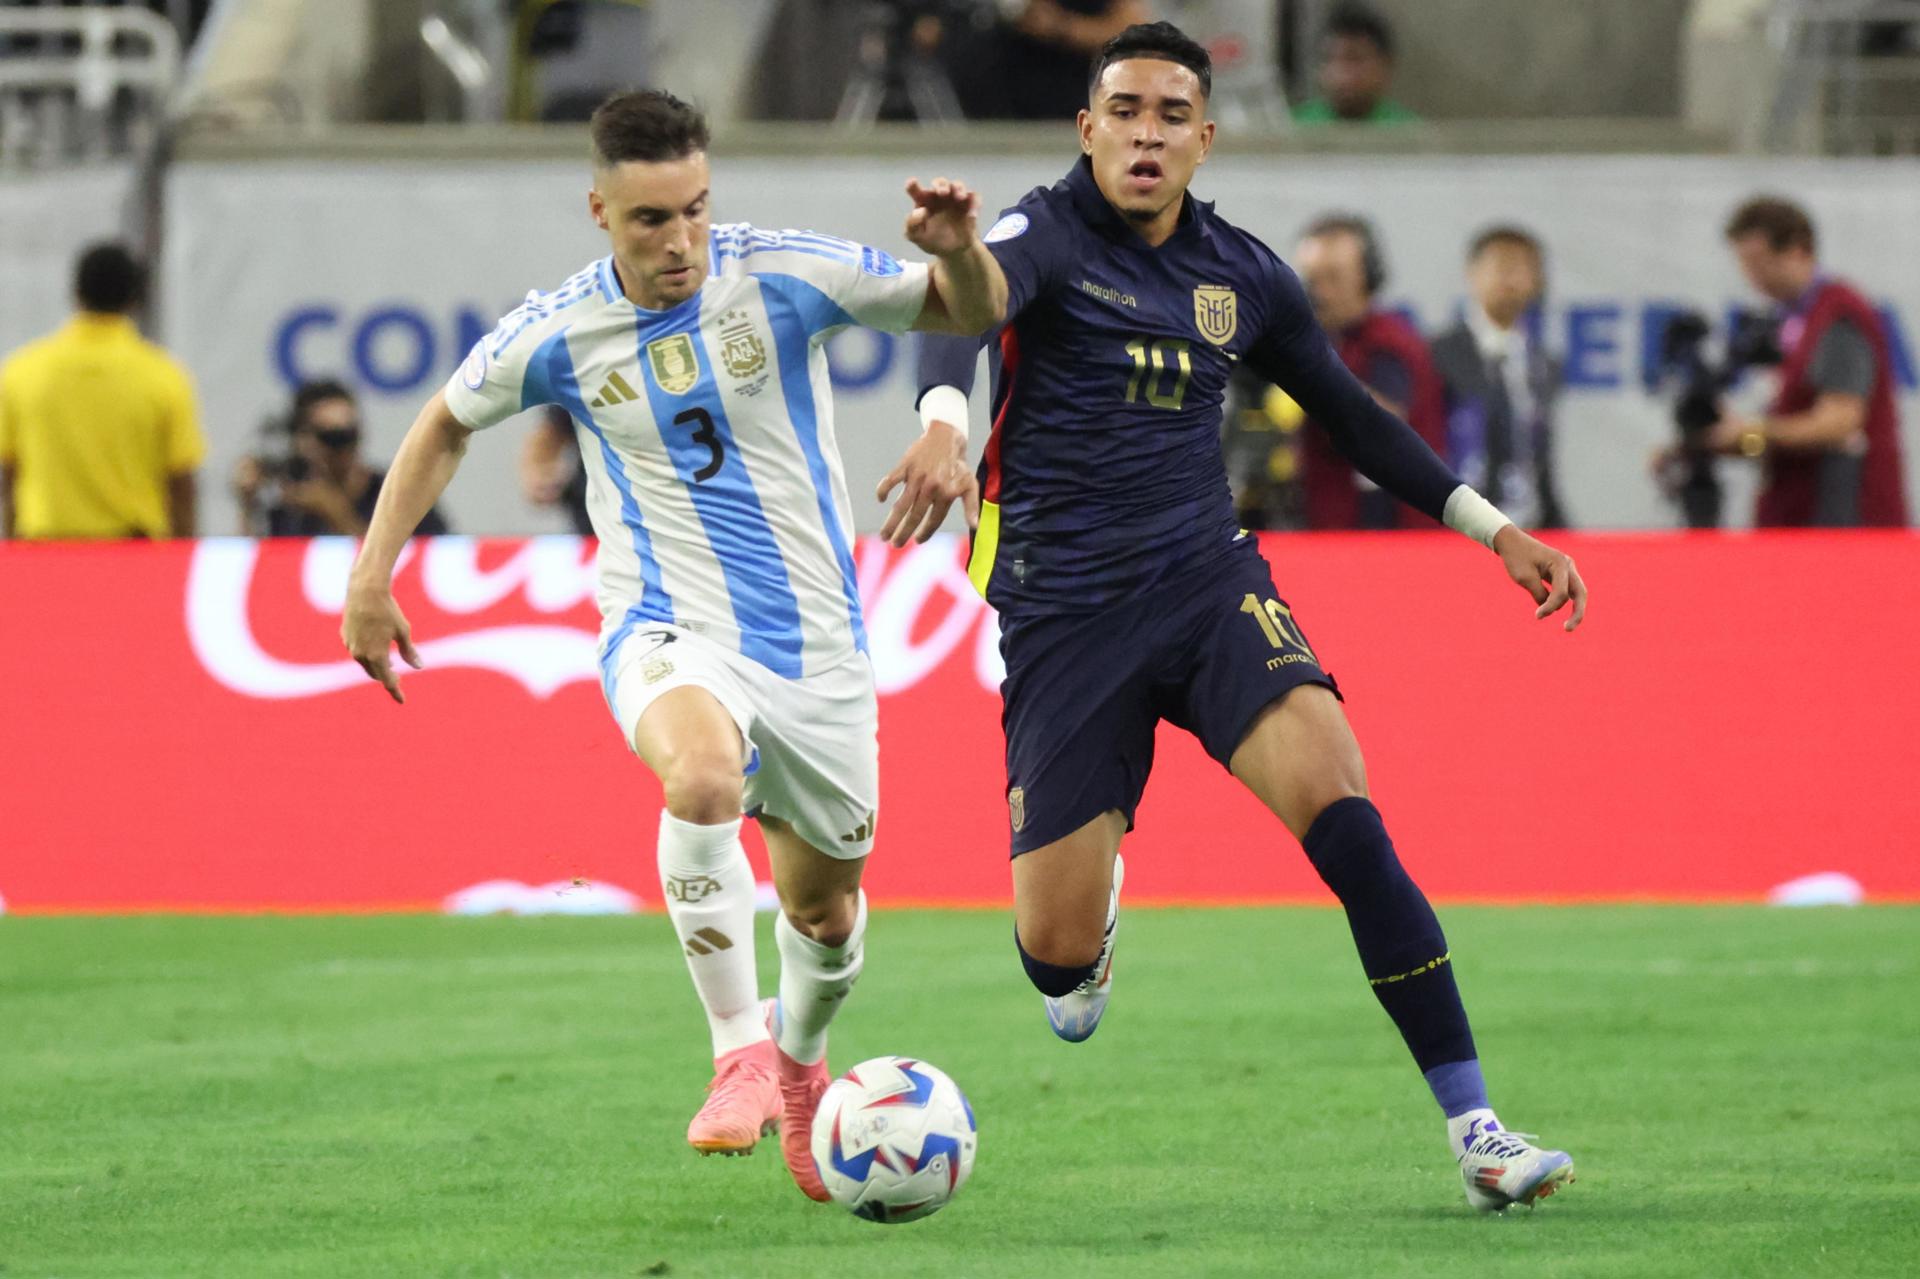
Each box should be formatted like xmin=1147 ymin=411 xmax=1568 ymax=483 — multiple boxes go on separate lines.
xmin=1193 ymin=284 xmax=1238 ymax=346
xmin=645 ymin=333 xmax=700 ymax=395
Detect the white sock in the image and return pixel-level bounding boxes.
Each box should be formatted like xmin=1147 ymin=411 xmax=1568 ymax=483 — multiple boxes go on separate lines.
xmin=656 ymin=810 xmax=767 ymax=1059
xmin=774 ymin=890 xmax=867 ymax=1066
xmin=1447 ymin=1107 xmax=1502 ymax=1159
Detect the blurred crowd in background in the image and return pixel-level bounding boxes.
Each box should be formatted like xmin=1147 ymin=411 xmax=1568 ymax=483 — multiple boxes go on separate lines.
xmin=1 ymin=0 xmax=1915 ymax=538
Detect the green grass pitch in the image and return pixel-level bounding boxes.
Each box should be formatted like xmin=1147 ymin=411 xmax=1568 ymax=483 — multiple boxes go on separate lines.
xmin=4 ymin=906 xmax=1917 ymax=1278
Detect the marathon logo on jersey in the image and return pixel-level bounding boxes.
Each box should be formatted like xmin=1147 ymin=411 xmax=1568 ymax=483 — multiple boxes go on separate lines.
xmin=860 ymin=245 xmax=905 ymax=278
xmin=646 ymin=333 xmax=700 ymax=395
xmin=1194 ymin=285 xmax=1237 ymax=346
xmin=1008 ymin=786 xmax=1026 ymax=834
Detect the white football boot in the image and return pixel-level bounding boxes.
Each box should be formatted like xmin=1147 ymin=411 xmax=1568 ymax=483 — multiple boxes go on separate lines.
xmin=1452 ymin=1112 xmax=1576 ymax=1211
xmin=1043 ymin=854 xmax=1124 ymax=1043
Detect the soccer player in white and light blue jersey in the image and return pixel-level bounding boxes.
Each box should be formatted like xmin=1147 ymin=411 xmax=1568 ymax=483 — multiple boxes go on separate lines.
xmin=341 ymin=90 xmax=1006 ymax=1199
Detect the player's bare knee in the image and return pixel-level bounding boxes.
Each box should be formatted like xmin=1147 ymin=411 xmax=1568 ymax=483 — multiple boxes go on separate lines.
xmin=1014 ymin=915 xmax=1105 ymax=970
xmin=1289 ymin=773 xmax=1370 ymax=840
xmin=1234 ymin=688 xmax=1369 ymax=838
xmin=660 ymin=755 xmax=743 ymax=825
xmin=783 ymin=889 xmax=859 ymax=948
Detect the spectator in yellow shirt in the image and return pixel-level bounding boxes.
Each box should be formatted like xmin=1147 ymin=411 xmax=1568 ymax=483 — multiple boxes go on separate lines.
xmin=0 ymin=244 xmax=205 ymax=539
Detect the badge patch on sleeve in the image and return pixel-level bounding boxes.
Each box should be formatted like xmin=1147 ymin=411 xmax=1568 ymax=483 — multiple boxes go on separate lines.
xmin=461 ymin=341 xmax=489 ymax=391
xmin=860 ymin=245 xmax=905 ymax=277
xmin=984 ymin=213 xmax=1029 ymax=244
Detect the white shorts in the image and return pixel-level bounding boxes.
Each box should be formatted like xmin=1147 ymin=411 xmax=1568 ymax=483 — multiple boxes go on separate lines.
xmin=601 ymin=625 xmax=879 ymax=859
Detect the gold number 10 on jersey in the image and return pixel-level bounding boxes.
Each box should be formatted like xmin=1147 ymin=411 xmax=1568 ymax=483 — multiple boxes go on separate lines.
xmin=1124 ymin=337 xmax=1192 ymax=410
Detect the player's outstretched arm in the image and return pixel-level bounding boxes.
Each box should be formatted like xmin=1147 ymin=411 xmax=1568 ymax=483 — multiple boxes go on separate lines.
xmin=903 ymin=178 xmax=1008 ymax=335
xmin=341 ymin=388 xmax=472 ymax=703
xmin=1252 ymin=262 xmax=1589 ymax=633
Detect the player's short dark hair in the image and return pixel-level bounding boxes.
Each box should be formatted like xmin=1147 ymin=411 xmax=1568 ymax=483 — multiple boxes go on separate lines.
xmin=1324 ymin=2 xmax=1396 ymax=60
xmin=1467 ymin=223 xmax=1545 ymax=267
xmin=1089 ymin=21 xmax=1212 ymax=101
xmin=589 ymin=89 xmax=710 ymax=168
xmin=1724 ymin=196 xmax=1816 ymax=254
xmin=290 ymin=378 xmax=356 ymax=431
xmin=73 ymin=242 xmax=145 ymax=314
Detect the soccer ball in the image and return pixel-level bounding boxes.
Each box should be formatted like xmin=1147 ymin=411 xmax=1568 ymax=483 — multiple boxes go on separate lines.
xmin=810 ymin=1055 xmax=977 ymax=1223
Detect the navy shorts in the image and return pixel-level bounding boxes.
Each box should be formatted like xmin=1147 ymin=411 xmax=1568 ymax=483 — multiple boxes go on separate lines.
xmin=997 ymin=544 xmax=1339 ymax=856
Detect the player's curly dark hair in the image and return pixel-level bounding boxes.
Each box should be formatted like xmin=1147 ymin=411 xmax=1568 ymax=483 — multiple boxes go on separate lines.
xmin=589 ymin=89 xmax=710 ymax=168
xmin=1090 ymin=21 xmax=1212 ymax=100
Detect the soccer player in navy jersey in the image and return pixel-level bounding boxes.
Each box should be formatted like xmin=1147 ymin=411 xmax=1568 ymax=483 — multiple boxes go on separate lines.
xmin=903 ymin=22 xmax=1587 ymax=1211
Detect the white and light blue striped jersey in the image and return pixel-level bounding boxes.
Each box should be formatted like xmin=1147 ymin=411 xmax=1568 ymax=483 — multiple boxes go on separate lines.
xmin=445 ymin=224 xmax=932 ymax=685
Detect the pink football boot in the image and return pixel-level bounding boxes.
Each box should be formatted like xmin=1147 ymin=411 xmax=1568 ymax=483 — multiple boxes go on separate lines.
xmin=686 ymin=1039 xmax=781 ymax=1156
xmin=766 ymin=998 xmax=832 ymax=1201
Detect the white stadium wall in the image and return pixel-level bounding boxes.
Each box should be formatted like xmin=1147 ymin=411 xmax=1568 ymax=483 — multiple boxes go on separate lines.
xmin=161 ymin=153 xmax=1920 ymax=537
xmin=0 ymin=164 xmax=143 ymax=361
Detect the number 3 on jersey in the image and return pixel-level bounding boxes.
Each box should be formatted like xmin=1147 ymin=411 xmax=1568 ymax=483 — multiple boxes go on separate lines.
xmin=674 ymin=407 xmax=724 ymax=482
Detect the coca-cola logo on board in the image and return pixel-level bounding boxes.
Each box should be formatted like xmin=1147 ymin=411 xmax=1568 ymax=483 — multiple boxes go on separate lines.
xmin=186 ymin=535 xmax=1003 ymax=700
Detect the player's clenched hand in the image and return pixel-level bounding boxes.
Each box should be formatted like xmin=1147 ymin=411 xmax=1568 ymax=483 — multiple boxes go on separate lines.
xmin=341 ymin=581 xmax=424 ymax=704
xmin=904 ymin=178 xmax=981 ymax=258
xmin=1492 ymin=525 xmax=1588 ymax=633
xmin=877 ymin=419 xmax=978 ymax=546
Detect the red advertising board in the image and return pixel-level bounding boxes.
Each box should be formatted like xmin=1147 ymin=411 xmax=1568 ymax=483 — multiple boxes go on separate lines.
xmin=2 ymin=532 xmax=1915 ymax=913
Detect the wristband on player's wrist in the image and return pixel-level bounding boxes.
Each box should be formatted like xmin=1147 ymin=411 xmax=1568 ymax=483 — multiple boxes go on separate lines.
xmin=918 ymin=385 xmax=970 ymax=441
xmin=1442 ymin=485 xmax=1515 ymax=550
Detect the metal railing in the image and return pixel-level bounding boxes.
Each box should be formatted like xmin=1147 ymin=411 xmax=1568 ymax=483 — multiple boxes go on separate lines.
xmin=1766 ymin=0 xmax=1920 ymax=153
xmin=0 ymin=3 xmax=182 ymax=167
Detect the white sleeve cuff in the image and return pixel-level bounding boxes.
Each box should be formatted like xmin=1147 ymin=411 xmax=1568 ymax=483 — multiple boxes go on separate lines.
xmin=918 ymin=384 xmax=970 ymax=441
xmin=1442 ymin=484 xmax=1514 ymax=549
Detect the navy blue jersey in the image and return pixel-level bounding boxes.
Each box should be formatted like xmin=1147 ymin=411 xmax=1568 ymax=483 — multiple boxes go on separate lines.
xmin=921 ymin=158 xmax=1464 ymax=616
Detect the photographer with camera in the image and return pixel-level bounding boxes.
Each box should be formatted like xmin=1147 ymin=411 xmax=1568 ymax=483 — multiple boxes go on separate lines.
xmin=1679 ymin=197 xmax=1908 ymax=528
xmin=235 ymin=380 xmax=451 ymax=538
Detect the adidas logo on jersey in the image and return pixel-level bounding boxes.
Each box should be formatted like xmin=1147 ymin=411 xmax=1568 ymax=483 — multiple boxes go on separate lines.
xmin=840 ymin=812 xmax=876 ymax=844
xmin=588 ymin=370 xmax=642 ymax=409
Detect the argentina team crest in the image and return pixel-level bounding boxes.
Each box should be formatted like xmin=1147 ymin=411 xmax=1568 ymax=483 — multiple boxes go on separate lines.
xmin=646 ymin=333 xmax=700 ymax=395
xmin=718 ymin=310 xmax=767 ymax=380
xmin=1193 ymin=284 xmax=1237 ymax=346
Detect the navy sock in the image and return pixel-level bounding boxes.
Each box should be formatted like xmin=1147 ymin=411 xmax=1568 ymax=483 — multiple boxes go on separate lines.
xmin=1302 ymin=797 xmax=1478 ymax=1083
xmin=1015 ymin=929 xmax=1099 ymax=997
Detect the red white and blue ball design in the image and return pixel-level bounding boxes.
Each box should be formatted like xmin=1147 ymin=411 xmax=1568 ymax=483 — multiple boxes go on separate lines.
xmin=810 ymin=1056 xmax=977 ymax=1223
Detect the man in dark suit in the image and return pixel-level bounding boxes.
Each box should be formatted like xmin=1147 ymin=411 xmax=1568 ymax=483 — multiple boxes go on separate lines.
xmin=1430 ymin=226 xmax=1570 ymax=530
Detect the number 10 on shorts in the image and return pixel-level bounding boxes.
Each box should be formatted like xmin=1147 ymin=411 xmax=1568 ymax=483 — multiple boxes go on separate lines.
xmin=1240 ymin=593 xmax=1317 ymax=666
